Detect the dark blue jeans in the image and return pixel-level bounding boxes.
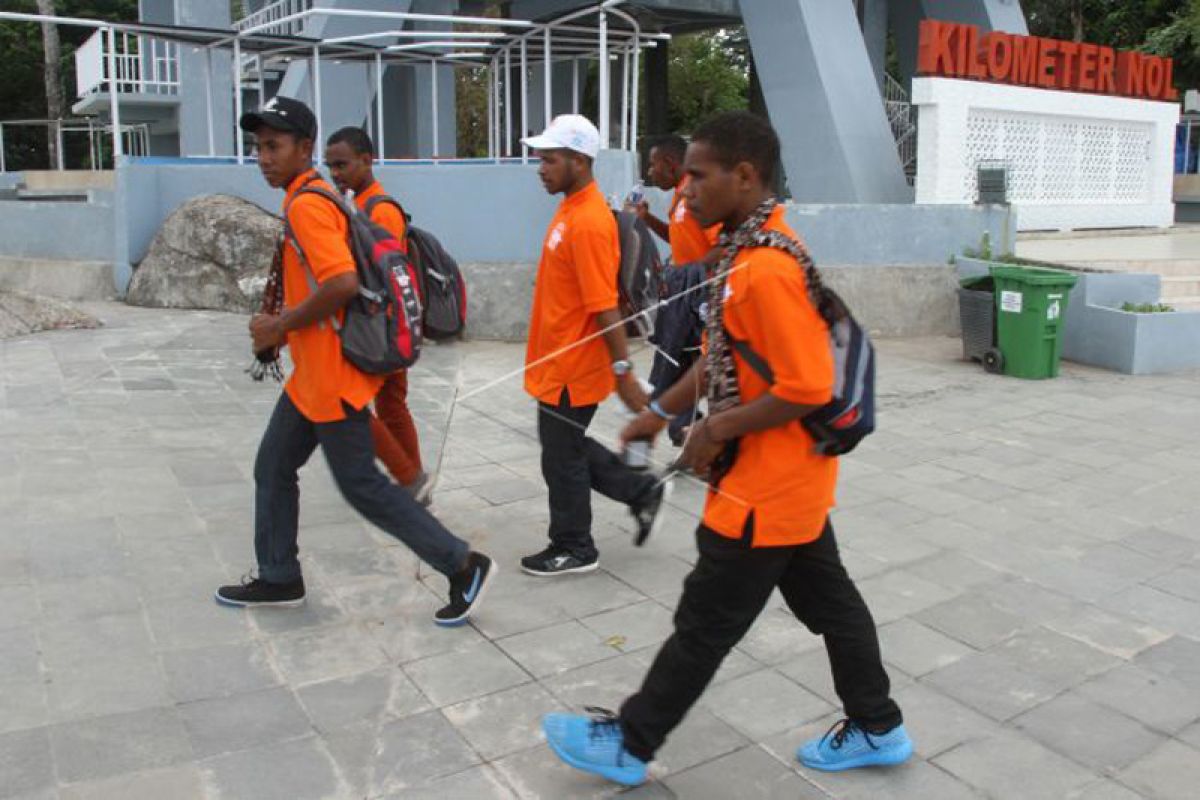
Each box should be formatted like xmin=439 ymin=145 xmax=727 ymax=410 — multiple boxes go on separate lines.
xmin=254 ymin=392 xmax=468 ymax=583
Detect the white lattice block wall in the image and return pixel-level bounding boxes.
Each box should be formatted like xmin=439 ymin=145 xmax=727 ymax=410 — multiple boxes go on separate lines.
xmin=913 ymin=77 xmax=1179 ymax=231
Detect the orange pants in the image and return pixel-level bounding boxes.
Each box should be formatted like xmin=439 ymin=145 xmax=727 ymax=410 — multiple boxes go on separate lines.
xmin=369 ymin=370 xmax=423 ymax=486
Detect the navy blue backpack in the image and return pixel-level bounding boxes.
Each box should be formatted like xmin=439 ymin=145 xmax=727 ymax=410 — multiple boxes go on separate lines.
xmin=727 ymin=238 xmax=876 ymax=457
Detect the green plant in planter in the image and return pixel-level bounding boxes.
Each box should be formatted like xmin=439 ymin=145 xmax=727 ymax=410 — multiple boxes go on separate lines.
xmin=1121 ymin=302 xmax=1175 ymax=313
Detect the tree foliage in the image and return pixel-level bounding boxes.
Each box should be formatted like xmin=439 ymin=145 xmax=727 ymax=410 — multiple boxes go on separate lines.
xmin=0 ymin=0 xmax=137 ymax=169
xmin=665 ymin=30 xmax=748 ymax=135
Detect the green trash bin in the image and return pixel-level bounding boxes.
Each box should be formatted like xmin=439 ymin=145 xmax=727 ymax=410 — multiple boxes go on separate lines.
xmin=989 ymin=265 xmax=1078 ymax=379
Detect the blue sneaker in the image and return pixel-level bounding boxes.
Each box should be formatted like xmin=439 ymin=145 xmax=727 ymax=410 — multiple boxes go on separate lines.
xmin=798 ymin=719 xmax=913 ymax=772
xmin=542 ymin=707 xmax=648 ymax=787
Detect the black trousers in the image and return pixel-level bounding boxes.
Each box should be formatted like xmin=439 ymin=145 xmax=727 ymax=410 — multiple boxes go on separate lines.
xmin=537 ymin=389 xmax=657 ymax=559
xmin=619 ymin=520 xmax=902 ymax=761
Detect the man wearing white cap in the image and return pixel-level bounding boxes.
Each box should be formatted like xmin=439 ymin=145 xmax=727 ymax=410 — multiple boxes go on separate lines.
xmin=519 ymin=115 xmax=670 ymax=576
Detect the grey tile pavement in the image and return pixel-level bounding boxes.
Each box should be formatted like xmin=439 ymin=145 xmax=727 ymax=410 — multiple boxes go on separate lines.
xmin=3 ymin=303 xmax=1200 ymax=798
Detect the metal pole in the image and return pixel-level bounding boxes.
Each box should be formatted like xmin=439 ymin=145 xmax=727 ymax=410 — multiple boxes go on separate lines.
xmin=204 ymin=48 xmax=215 ymax=157
xmin=88 ymin=119 xmax=96 ymax=170
xmin=312 ymin=45 xmax=322 ymax=156
xmin=375 ymin=52 xmax=384 ymax=165
xmin=430 ymin=58 xmax=439 ymax=159
xmin=504 ymin=47 xmax=512 ymax=157
xmin=106 ymin=26 xmax=123 ymax=161
xmin=572 ymin=58 xmax=580 ymax=113
xmin=598 ymin=11 xmax=609 ymax=149
xmin=257 ymin=54 xmax=265 ymax=109
xmin=233 ymin=37 xmax=243 ymax=163
xmin=544 ymin=27 xmax=552 ymax=126
xmin=1186 ymin=120 xmax=1193 ymax=175
xmin=56 ymin=121 xmax=65 ymax=170
xmin=0 ymin=124 xmax=6 ymax=174
xmin=631 ymin=44 xmax=641 ymax=155
xmin=486 ymin=61 xmax=494 ymax=159
xmin=520 ymin=38 xmax=528 ymax=162
xmin=621 ymin=45 xmax=630 ymax=150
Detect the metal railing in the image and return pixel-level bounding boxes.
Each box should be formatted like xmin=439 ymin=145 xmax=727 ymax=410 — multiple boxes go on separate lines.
xmin=0 ymin=119 xmax=151 ymax=172
xmin=884 ymin=72 xmax=918 ymax=184
xmin=75 ymin=28 xmax=179 ymax=98
xmin=234 ymin=0 xmax=312 ymax=36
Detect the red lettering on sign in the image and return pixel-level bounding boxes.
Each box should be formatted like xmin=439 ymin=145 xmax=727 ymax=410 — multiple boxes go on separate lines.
xmin=985 ymin=32 xmax=1013 ymax=82
xmin=917 ymin=20 xmax=955 ymax=75
xmin=918 ymin=20 xmax=1177 ymax=101
xmin=966 ymin=25 xmax=989 ymax=79
xmin=1097 ymin=47 xmax=1116 ymax=93
xmin=1012 ymin=35 xmax=1041 ymax=85
xmin=1037 ymin=38 xmax=1057 ymax=88
xmin=1076 ymin=43 xmax=1098 ymax=91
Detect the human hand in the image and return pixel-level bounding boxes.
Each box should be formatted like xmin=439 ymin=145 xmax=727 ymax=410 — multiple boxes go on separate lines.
xmin=619 ymin=409 xmax=668 ymax=448
xmin=250 ymin=313 xmax=286 ymax=354
xmin=615 ymin=373 xmax=649 ymax=413
xmin=677 ymin=418 xmax=726 ymax=478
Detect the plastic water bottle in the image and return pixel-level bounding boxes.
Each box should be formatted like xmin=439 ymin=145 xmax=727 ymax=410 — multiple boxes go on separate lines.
xmin=626 ymin=180 xmax=645 ymax=207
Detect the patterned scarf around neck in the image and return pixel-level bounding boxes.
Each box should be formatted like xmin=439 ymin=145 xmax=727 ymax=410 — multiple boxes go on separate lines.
xmin=704 ymin=196 xmax=840 ymax=415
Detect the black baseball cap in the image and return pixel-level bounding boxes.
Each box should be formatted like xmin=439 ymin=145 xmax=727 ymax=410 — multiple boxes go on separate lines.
xmin=239 ymin=96 xmax=317 ymax=140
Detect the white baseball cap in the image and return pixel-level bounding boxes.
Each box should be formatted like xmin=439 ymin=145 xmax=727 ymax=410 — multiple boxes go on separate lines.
xmin=521 ymin=114 xmax=601 ymax=158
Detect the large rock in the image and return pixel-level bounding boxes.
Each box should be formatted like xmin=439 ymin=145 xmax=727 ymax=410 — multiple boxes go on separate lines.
xmin=126 ymin=194 xmax=282 ymax=312
xmin=0 ymin=291 xmax=100 ymax=339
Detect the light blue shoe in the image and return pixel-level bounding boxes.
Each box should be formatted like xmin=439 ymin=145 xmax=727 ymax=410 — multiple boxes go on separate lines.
xmin=798 ymin=719 xmax=913 ymax=772
xmin=542 ymin=707 xmax=648 ymax=787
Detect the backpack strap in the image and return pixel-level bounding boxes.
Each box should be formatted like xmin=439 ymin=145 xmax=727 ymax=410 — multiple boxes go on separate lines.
xmin=363 ymin=193 xmax=410 ymax=223
xmin=729 ymin=338 xmax=774 ymax=384
xmin=282 ymin=177 xmax=352 ymax=331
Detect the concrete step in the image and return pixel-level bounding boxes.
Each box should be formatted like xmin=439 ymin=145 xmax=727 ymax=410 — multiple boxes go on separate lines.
xmin=1160 ymin=276 xmax=1200 ymax=300
xmin=19 ymin=170 xmax=114 ymax=192
xmin=1061 ymin=259 xmax=1200 ymax=277
xmin=0 ymin=257 xmax=115 ymax=301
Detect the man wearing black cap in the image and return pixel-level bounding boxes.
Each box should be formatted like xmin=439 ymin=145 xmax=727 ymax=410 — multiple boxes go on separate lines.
xmin=215 ymin=96 xmax=497 ymax=628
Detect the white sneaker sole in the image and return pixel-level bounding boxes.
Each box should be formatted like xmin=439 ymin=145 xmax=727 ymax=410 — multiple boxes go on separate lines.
xmin=520 ymin=560 xmax=600 ymax=577
xmin=213 ymin=591 xmax=306 ymax=608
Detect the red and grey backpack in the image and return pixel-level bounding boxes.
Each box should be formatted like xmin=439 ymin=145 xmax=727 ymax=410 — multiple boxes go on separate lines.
xmin=284 ymin=176 xmax=424 ymax=374
xmin=364 ymin=195 xmax=468 ymax=341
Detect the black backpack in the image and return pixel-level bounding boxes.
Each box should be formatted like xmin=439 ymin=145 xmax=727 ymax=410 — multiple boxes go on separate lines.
xmin=285 ymin=178 xmax=423 ymax=374
xmin=365 ymin=196 xmax=467 ymax=341
xmin=613 ymin=210 xmax=665 ymax=338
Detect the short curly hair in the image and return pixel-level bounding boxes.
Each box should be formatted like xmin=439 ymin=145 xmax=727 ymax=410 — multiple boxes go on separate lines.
xmin=691 ymin=111 xmax=779 ymax=186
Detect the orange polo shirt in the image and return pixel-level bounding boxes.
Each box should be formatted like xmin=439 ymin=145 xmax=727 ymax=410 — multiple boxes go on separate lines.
xmin=281 ymin=169 xmax=384 ymax=423
xmin=704 ymin=206 xmax=838 ymax=547
xmin=356 ymin=180 xmax=407 ymax=244
xmin=525 ymin=180 xmax=620 ymax=407
xmin=668 ymin=176 xmax=720 ymax=265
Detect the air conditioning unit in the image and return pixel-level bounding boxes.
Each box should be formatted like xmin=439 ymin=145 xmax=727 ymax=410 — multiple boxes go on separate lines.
xmin=977 ymin=161 xmax=1008 ymax=205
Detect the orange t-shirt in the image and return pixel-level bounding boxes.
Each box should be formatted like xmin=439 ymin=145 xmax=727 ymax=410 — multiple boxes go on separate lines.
xmin=524 ymin=180 xmax=620 ymax=407
xmin=281 ymin=169 xmax=384 ymax=423
xmin=668 ymin=176 xmax=720 ymax=265
xmin=356 ymin=180 xmax=407 ymax=244
xmin=703 ymin=206 xmax=838 ymax=547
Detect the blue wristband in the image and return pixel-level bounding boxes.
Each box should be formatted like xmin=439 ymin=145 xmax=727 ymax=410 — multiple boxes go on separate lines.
xmin=648 ymin=399 xmax=673 ymax=420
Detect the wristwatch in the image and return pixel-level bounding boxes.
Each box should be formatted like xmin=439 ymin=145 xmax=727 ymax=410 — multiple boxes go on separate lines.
xmin=612 ymin=359 xmax=633 ymax=377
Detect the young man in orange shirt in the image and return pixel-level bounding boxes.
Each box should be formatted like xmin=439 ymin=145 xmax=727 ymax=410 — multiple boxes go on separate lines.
xmin=634 ymin=134 xmax=722 ymax=445
xmin=323 ymin=126 xmax=432 ymax=505
xmin=519 ymin=114 xmax=670 ymax=576
xmin=215 ymin=98 xmax=494 ymax=627
xmin=542 ymin=112 xmax=911 ymax=785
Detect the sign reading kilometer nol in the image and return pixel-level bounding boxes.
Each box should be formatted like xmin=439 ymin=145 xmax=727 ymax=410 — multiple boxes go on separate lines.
xmin=917 ymin=19 xmax=1179 ymax=102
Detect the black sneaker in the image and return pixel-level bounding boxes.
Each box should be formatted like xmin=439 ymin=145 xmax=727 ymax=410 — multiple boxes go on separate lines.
xmin=520 ymin=546 xmax=599 ymax=577
xmin=632 ymin=477 xmax=673 ymax=546
xmin=435 ymin=552 xmax=497 ymax=627
xmin=214 ymin=575 xmax=305 ymax=607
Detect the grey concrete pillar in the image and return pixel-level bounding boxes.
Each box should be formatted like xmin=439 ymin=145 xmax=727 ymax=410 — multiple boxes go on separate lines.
xmin=859 ymin=0 xmax=888 ymax=92
xmin=741 ymin=0 xmax=911 ymax=203
xmin=172 ymin=0 xmax=233 ymax=156
xmin=891 ymin=0 xmax=1028 ymax=86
